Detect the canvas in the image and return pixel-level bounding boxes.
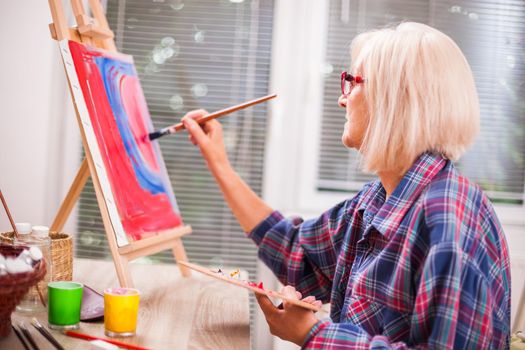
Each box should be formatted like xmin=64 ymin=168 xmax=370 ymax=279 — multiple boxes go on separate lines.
xmin=60 ymin=40 xmax=182 ymax=245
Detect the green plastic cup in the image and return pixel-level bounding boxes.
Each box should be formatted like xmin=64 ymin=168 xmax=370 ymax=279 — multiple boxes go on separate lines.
xmin=47 ymin=281 xmax=84 ymax=330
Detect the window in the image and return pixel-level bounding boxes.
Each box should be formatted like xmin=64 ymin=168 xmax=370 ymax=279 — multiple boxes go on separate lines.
xmin=286 ymin=0 xmax=525 ymax=218
xmin=75 ymin=1 xmax=274 ymax=347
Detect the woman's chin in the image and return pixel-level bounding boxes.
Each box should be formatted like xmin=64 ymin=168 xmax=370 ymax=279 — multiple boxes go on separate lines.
xmin=342 ymin=134 xmax=355 ymax=149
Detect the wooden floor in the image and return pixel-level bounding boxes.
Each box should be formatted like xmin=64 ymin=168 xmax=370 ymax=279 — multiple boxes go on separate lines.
xmin=1 ymin=258 xmax=250 ymax=349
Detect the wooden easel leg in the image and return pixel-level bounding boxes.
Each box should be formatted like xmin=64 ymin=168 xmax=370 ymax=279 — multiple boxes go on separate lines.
xmin=113 ymin=254 xmax=134 ymax=288
xmin=48 ymin=0 xmax=71 ymax=40
xmin=172 ymin=238 xmax=191 ymax=277
xmin=50 ymin=158 xmax=90 ymax=232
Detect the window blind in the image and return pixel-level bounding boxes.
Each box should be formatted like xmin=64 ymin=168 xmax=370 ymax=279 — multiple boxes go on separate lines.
xmin=318 ymin=0 xmax=525 ymax=204
xmin=75 ymin=2 xmax=274 ymax=340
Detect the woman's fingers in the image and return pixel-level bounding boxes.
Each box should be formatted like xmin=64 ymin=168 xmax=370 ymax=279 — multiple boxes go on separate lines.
xmin=279 ymin=286 xmax=322 ymax=306
xmin=278 ymin=289 xmax=322 ymax=308
xmin=182 ymin=109 xmax=230 ymax=173
xmin=202 ymin=119 xmax=222 ymax=134
xmin=301 ymin=295 xmax=322 ymax=309
xmin=188 ymin=134 xmax=197 ymax=146
xmin=281 ymin=286 xmax=299 ymax=299
xmin=302 ymin=296 xmax=316 ymax=304
xmin=182 ymin=116 xmax=208 ymax=146
xmin=280 ymin=286 xmax=300 ymax=310
xmin=280 ymin=286 xmax=323 ymax=306
xmin=181 ymin=109 xmax=209 ymax=144
xmin=181 ymin=110 xmax=224 ymax=148
xmin=183 ymin=109 xmax=208 ymax=121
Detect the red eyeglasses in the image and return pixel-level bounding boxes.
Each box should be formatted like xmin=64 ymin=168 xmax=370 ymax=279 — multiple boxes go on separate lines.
xmin=341 ymin=71 xmax=365 ymax=96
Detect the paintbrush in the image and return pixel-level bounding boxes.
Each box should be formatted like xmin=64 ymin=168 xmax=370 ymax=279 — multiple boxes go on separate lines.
xmin=31 ymin=318 xmax=65 ymax=350
xmin=12 ymin=324 xmax=30 ymax=350
xmin=0 ymin=190 xmax=19 ymax=239
xmin=18 ymin=322 xmax=40 ymax=350
xmin=64 ymin=330 xmax=151 ymax=350
xmin=148 ymin=93 xmax=277 ymax=141
xmin=0 ymin=189 xmax=46 ymax=307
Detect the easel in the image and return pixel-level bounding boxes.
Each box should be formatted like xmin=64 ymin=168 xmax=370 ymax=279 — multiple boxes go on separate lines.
xmin=47 ymin=0 xmax=191 ymax=287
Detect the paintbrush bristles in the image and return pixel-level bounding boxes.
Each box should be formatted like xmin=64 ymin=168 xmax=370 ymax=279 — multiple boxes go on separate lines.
xmin=148 ymin=127 xmax=171 ymax=141
xmin=31 ymin=317 xmax=65 ymax=350
xmin=0 ymin=190 xmax=19 ymax=238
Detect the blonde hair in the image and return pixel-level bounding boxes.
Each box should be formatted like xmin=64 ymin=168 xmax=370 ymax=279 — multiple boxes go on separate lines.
xmin=351 ymin=22 xmax=480 ymax=174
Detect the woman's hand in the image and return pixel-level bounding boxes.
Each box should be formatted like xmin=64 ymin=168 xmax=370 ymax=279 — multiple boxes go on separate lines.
xmin=255 ymin=285 xmax=321 ymax=346
xmin=181 ymin=110 xmax=231 ymax=173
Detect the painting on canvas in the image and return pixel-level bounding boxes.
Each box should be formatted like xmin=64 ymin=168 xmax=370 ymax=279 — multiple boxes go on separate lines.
xmin=61 ymin=40 xmax=182 ymax=245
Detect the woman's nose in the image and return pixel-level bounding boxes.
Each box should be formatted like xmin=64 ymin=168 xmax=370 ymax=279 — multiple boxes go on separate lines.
xmin=338 ymin=94 xmax=347 ymax=108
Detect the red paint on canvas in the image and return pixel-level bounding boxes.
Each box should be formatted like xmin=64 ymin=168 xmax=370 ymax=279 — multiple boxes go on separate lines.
xmin=69 ymin=41 xmax=182 ymax=240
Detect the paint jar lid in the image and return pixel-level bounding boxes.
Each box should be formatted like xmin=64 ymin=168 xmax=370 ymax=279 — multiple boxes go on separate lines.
xmin=15 ymin=223 xmax=32 ymax=235
xmin=31 ymin=225 xmax=50 ymax=236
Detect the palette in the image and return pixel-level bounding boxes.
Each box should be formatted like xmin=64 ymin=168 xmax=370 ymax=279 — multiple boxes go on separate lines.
xmin=177 ymin=261 xmax=321 ymax=312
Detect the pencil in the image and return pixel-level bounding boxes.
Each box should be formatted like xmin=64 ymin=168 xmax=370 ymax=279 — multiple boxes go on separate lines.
xmin=148 ymin=93 xmax=277 ymax=141
xmin=63 ymin=330 xmax=151 ymax=350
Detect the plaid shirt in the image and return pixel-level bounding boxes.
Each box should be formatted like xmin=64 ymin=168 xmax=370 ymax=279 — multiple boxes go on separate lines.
xmin=249 ymin=152 xmax=510 ymax=349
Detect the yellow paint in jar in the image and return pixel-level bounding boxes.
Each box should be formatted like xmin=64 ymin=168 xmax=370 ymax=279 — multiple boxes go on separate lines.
xmin=104 ymin=287 xmax=140 ymax=337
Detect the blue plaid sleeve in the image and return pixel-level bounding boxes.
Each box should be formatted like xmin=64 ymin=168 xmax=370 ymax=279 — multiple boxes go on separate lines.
xmin=248 ymin=196 xmax=362 ymax=302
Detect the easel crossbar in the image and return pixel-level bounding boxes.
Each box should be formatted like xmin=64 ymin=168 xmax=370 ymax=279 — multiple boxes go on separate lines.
xmin=119 ymin=226 xmax=192 ymax=260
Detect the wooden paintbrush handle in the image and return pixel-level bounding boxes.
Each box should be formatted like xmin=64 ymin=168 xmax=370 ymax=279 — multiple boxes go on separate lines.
xmin=0 ymin=190 xmax=19 ymax=237
xmin=171 ymin=93 xmax=277 ymax=133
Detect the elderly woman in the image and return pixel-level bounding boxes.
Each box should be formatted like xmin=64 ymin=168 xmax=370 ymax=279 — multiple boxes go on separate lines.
xmin=181 ymin=22 xmax=511 ymax=349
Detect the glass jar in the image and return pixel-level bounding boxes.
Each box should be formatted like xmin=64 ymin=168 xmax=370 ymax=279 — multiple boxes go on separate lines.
xmin=15 ymin=224 xmax=52 ymax=313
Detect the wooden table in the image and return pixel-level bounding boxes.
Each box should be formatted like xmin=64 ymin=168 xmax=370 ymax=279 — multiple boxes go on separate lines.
xmin=1 ymin=258 xmax=250 ymax=349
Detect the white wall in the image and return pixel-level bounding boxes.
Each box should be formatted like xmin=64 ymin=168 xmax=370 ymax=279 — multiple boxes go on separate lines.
xmin=0 ymin=0 xmax=79 ymax=234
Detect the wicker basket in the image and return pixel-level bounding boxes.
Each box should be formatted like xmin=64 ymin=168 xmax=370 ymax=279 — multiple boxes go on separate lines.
xmin=0 ymin=244 xmax=47 ymax=337
xmin=0 ymin=231 xmax=73 ymax=281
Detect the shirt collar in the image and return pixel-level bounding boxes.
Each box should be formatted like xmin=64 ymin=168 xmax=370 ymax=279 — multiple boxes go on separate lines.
xmin=357 ymin=180 xmax=385 ymax=220
xmin=357 ymin=152 xmax=448 ymax=238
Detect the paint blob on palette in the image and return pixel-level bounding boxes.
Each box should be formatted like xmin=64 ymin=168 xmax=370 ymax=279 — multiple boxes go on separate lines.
xmin=215 ymin=268 xmax=265 ymax=290
xmin=67 ymin=41 xmax=182 ymax=241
